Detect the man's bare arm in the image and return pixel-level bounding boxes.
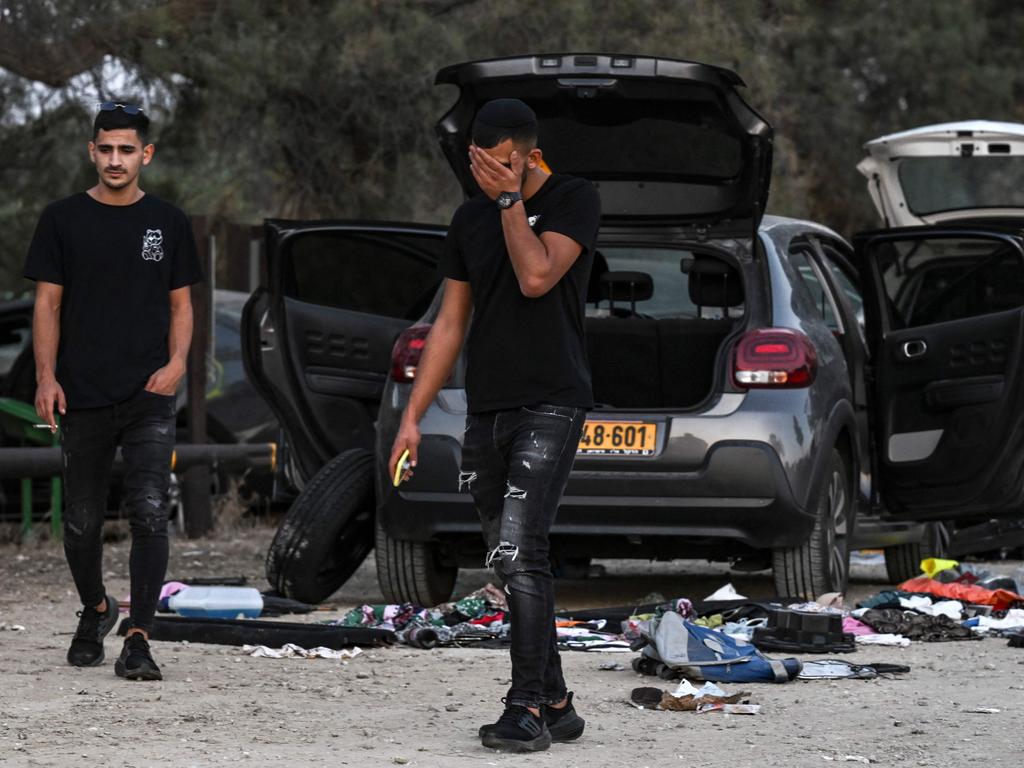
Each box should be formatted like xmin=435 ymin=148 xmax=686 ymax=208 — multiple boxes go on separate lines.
xmin=469 ymin=145 xmax=583 ymax=297
xmin=32 ymin=281 xmax=66 ymax=428
xmin=145 ymin=286 xmax=193 ymax=395
xmin=500 ymin=208 xmax=583 ymax=297
xmin=389 ymin=278 xmax=473 ymax=480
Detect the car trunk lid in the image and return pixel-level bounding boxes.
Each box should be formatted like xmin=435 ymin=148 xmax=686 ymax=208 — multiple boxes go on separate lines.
xmin=434 ymin=54 xmax=773 ymax=238
xmin=857 ymin=120 xmax=1024 ymax=228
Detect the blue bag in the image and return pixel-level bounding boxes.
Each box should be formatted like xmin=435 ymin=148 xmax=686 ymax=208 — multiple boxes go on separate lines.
xmin=639 ymin=611 xmax=801 ymax=683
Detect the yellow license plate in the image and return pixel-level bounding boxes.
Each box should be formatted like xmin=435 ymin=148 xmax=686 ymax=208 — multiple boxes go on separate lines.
xmin=577 ymin=420 xmax=658 ymax=456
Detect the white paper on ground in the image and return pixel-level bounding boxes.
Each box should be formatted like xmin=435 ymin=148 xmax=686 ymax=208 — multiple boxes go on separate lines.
xmin=703 ymin=583 xmax=747 ymax=601
xmin=671 ymin=679 xmax=728 ymax=699
xmin=855 ymin=633 xmax=911 ymax=647
xmin=242 ymin=644 xmax=363 ymax=660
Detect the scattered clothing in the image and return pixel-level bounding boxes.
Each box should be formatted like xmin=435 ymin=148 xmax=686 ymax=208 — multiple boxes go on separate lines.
xmin=965 ymin=609 xmax=1024 ymax=636
xmin=855 ymin=633 xmax=911 ymax=647
xmin=897 ymin=577 xmax=1024 ymax=611
xmin=842 ymin=617 xmax=874 ymax=636
xmin=859 ymin=608 xmax=978 ymax=642
xmin=242 ymin=644 xmax=362 ymax=660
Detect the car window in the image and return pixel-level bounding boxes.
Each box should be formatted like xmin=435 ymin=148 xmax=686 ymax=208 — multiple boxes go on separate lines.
xmin=594 ymin=247 xmax=744 ymax=319
xmin=283 ymin=231 xmax=443 ymax=320
xmin=788 ymin=248 xmax=842 ymax=331
xmin=817 ymin=242 xmax=865 ymax=335
xmin=867 ymin=235 xmax=1024 ymax=329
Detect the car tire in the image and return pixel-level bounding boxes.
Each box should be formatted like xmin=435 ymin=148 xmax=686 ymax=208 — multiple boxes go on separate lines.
xmin=265 ymin=448 xmax=375 ymax=604
xmin=772 ymin=449 xmax=851 ymax=599
xmin=883 ymin=522 xmax=951 ymax=584
xmin=375 ymin=517 xmax=457 ymax=606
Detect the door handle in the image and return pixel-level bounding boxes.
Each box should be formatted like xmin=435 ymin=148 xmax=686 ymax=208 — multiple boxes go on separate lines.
xmin=259 ymin=308 xmax=276 ymax=351
xmin=902 ymin=339 xmax=927 ymax=359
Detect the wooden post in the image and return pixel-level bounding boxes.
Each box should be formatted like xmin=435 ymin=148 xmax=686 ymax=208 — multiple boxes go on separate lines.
xmin=182 ymin=215 xmax=214 ymax=538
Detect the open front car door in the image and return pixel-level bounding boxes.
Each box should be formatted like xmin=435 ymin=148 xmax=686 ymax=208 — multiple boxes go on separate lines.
xmin=857 ymin=227 xmax=1024 ymax=521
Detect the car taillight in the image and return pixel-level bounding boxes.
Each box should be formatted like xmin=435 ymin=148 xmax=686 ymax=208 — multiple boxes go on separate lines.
xmin=391 ymin=324 xmax=431 ymax=382
xmin=733 ymin=328 xmax=817 ymax=388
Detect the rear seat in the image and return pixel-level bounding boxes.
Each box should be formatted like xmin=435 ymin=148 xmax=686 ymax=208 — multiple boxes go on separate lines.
xmin=657 ymin=257 xmax=742 ymax=406
xmin=587 ymin=270 xmax=659 ymax=407
xmin=585 ymin=256 xmax=743 ymax=408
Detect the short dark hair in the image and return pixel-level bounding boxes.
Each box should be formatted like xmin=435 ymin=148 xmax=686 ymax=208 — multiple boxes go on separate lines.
xmin=93 ymin=102 xmax=151 ymax=143
xmin=471 ymin=98 xmax=538 ymax=149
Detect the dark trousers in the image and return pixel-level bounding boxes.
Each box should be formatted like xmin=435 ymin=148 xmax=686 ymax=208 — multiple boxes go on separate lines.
xmin=460 ymin=404 xmax=585 ymax=709
xmin=60 ymin=389 xmax=176 ymax=633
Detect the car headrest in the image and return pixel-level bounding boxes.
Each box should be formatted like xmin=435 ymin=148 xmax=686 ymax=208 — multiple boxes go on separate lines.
xmin=686 ymin=257 xmax=742 ymax=307
xmin=587 ymin=250 xmax=610 ymax=304
xmin=601 ymin=271 xmax=654 ymax=303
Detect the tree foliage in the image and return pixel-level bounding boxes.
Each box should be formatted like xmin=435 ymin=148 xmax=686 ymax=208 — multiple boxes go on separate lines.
xmin=2 ymin=0 xmax=1023 ymax=291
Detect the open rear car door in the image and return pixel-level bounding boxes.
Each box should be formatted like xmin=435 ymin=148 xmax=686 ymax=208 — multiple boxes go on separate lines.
xmin=242 ymin=221 xmax=445 ymax=485
xmin=856 ymin=227 xmax=1024 ymax=521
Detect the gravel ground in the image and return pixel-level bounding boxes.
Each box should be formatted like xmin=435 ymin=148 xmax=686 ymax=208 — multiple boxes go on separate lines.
xmin=0 ymin=525 xmax=1021 ymax=767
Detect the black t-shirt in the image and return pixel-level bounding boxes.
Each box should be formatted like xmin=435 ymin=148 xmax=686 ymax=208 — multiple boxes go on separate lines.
xmin=23 ymin=192 xmax=203 ymax=408
xmin=439 ymin=174 xmax=601 ymax=413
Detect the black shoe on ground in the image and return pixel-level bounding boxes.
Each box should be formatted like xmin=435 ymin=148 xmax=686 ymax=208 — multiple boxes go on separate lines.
xmin=479 ymin=691 xmax=586 ymax=743
xmin=114 ymin=633 xmax=163 ymax=681
xmin=479 ymin=704 xmax=551 ymax=752
xmin=66 ymin=594 xmax=119 ymax=667
xmin=544 ymin=690 xmax=585 ymax=742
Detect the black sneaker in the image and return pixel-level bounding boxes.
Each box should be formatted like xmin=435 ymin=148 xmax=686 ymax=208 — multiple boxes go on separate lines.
xmin=114 ymin=634 xmax=163 ymax=681
xmin=480 ymin=704 xmax=551 ymax=752
xmin=544 ymin=691 xmax=585 ymax=742
xmin=479 ymin=692 xmax=586 ymax=743
xmin=66 ymin=594 xmax=118 ymax=667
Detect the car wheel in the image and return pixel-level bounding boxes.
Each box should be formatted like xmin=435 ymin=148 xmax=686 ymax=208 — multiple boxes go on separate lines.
xmin=265 ymin=448 xmax=375 ymax=604
xmin=375 ymin=517 xmax=457 ymax=606
xmin=773 ymin=449 xmax=851 ymax=599
xmin=883 ymin=522 xmax=951 ymax=584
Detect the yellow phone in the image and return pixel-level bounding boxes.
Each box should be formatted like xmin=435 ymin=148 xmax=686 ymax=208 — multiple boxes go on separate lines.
xmin=393 ymin=449 xmax=411 ymax=487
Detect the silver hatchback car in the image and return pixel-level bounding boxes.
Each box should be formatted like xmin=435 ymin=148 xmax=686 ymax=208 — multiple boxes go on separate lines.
xmin=247 ymin=55 xmax=1024 ymax=605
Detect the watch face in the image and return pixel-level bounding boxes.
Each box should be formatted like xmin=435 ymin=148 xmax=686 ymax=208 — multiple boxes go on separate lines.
xmin=497 ymin=192 xmax=512 ymax=208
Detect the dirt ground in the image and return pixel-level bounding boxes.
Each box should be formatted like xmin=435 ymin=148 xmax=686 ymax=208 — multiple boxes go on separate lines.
xmin=0 ymin=525 xmax=1021 ymax=768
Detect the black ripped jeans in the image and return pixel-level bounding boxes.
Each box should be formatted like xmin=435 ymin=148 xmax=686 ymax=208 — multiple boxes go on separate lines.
xmin=460 ymin=404 xmax=586 ymax=709
xmin=60 ymin=388 xmax=176 ymax=633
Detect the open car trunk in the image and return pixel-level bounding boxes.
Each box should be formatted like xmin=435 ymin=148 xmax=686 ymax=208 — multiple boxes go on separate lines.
xmin=584 ymin=248 xmax=744 ymax=409
xmin=857 ymin=120 xmax=1024 ymax=228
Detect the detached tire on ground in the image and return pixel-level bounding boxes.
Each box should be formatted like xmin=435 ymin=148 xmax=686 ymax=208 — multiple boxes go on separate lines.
xmin=375 ymin=517 xmax=457 ymax=606
xmin=265 ymin=448 xmax=375 ymax=604
xmin=884 ymin=522 xmax=951 ymax=584
xmin=773 ymin=449 xmax=852 ymax=599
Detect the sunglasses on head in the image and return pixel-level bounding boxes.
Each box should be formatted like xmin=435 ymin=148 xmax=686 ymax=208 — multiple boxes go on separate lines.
xmin=96 ymin=102 xmax=144 ymax=115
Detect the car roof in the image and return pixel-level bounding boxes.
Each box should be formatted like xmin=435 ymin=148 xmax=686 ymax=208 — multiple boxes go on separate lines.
xmin=759 ymin=214 xmax=847 ymax=245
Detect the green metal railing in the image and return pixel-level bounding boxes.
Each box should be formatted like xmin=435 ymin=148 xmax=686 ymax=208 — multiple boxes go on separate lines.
xmin=0 ymin=397 xmax=61 ymax=540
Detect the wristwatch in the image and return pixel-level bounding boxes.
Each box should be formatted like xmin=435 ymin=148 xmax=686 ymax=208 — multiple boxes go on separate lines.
xmin=496 ymin=191 xmax=523 ymax=209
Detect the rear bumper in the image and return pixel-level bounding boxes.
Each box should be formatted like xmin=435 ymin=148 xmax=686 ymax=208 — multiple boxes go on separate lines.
xmin=378 ymin=438 xmax=817 ymax=550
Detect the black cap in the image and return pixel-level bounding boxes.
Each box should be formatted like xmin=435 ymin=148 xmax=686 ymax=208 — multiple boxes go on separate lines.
xmin=474 ymin=98 xmax=536 ymax=129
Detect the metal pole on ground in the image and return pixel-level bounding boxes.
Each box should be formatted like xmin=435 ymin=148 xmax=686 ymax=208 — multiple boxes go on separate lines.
xmin=182 ymin=215 xmax=214 ymax=538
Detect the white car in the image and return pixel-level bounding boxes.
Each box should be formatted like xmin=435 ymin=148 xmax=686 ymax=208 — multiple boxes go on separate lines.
xmin=855 ymin=120 xmax=1024 ymax=562
xmin=858 ymin=120 xmax=1024 ymax=227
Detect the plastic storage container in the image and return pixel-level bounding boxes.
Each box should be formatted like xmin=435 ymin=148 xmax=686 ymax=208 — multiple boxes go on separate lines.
xmin=168 ymin=586 xmax=264 ymax=619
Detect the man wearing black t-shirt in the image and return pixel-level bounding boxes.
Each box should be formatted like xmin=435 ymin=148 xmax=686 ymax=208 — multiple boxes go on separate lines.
xmin=24 ymin=102 xmax=202 ymax=681
xmin=388 ymin=99 xmax=600 ymax=752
